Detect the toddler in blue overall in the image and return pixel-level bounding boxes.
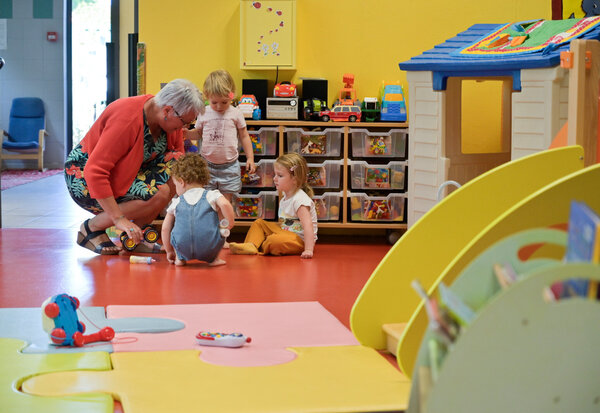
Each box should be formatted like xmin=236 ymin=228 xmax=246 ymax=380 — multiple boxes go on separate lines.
xmin=161 ymin=154 xmax=235 ymax=266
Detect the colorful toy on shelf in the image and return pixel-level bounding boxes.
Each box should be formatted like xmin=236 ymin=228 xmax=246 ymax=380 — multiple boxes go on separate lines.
xmin=249 ymin=133 xmax=264 ymax=154
xmin=235 ymin=197 xmax=261 ymax=218
xmin=120 ymin=224 xmax=159 ymax=252
xmin=195 ymin=331 xmax=251 ymax=348
xmin=380 ymin=83 xmax=407 ymax=122
xmin=334 ymin=73 xmax=360 ymax=107
xmin=238 ymin=94 xmax=260 ymax=119
xmin=365 ymin=167 xmax=391 ymax=188
xmin=241 ymin=165 xmax=262 ymax=185
xmin=302 ymin=98 xmax=329 ymax=121
xmin=307 ymin=166 xmax=326 ymax=187
xmin=42 ymin=293 xmax=115 ymax=347
xmin=364 ymin=199 xmax=391 ymax=220
xmin=300 ymin=134 xmax=326 ymax=155
xmin=368 ymin=135 xmax=389 ymax=155
xmin=273 ymin=81 xmax=297 ymax=97
xmin=319 ymin=104 xmax=362 ymax=122
xmin=361 ymin=97 xmax=380 ymax=122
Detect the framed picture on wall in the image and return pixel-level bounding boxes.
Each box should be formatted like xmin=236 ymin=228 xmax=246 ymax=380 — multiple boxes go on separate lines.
xmin=240 ymin=0 xmax=296 ymax=70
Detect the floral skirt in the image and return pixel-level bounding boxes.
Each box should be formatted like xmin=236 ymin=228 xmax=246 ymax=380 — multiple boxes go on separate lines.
xmin=64 ymin=144 xmax=176 ymax=214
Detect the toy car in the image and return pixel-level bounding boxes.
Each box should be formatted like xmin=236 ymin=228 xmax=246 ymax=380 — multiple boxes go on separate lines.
xmin=238 ymin=94 xmax=260 ymax=119
xmin=120 ymin=224 xmax=159 ymax=251
xmin=42 ymin=293 xmax=114 ymax=347
xmin=302 ymin=98 xmax=329 ymax=121
xmin=380 ymin=84 xmax=407 ymax=122
xmin=274 ymin=81 xmax=297 ymax=97
xmin=319 ymin=104 xmax=362 ymax=122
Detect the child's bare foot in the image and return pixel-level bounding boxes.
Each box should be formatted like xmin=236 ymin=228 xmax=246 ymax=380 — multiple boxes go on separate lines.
xmin=229 ymin=242 xmax=258 ymax=255
xmin=208 ymin=258 xmax=226 ymax=266
xmin=175 ymin=258 xmax=186 ymax=266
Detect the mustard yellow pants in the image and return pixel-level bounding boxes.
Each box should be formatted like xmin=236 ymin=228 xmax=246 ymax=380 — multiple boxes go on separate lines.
xmin=244 ymin=219 xmax=305 ymax=255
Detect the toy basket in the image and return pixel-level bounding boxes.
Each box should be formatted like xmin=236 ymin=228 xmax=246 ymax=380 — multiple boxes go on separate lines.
xmin=285 ymin=127 xmax=343 ymax=157
xmin=241 ymin=159 xmax=275 ymax=187
xmin=306 ymin=160 xmax=342 ymax=189
xmin=350 ymin=128 xmax=407 ymax=159
xmin=245 ymin=127 xmax=278 ymax=156
xmin=349 ymin=160 xmax=407 ymax=190
xmin=312 ymin=191 xmax=342 ymax=221
xmin=349 ymin=192 xmax=406 ymax=222
xmin=233 ymin=191 xmax=277 ymax=220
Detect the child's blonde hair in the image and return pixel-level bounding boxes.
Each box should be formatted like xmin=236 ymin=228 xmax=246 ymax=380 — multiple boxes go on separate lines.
xmin=203 ymin=70 xmax=236 ymax=99
xmin=276 ymin=153 xmax=314 ymax=198
xmin=171 ymin=153 xmax=210 ymax=186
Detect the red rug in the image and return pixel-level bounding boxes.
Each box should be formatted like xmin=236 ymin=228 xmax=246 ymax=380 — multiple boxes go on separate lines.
xmin=0 ymin=169 xmax=62 ymax=190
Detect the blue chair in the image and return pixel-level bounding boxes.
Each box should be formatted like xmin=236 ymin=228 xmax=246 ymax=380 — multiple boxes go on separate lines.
xmin=1 ymin=97 xmax=47 ymax=170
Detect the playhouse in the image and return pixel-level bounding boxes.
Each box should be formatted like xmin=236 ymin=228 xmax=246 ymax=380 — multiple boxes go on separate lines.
xmin=399 ymin=19 xmax=600 ymax=226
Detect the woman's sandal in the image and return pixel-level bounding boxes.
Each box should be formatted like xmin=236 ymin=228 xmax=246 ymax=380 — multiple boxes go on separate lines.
xmin=77 ymin=219 xmax=119 ymax=255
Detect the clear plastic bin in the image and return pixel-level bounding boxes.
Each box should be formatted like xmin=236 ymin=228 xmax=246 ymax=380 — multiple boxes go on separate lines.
xmin=313 ymin=192 xmax=342 ymax=221
xmin=241 ymin=159 xmax=275 ymax=187
xmin=285 ymin=127 xmax=343 ymax=157
xmin=349 ymin=160 xmax=406 ymax=190
xmin=233 ymin=191 xmax=277 ymax=220
xmin=349 ymin=192 xmax=406 ymax=222
xmin=350 ymin=128 xmax=407 ymax=158
xmin=307 ymin=160 xmax=342 ymax=188
xmin=246 ymin=127 xmax=278 ymax=156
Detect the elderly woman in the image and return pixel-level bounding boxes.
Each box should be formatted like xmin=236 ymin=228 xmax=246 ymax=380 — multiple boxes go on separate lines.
xmin=65 ymin=78 xmax=205 ymax=255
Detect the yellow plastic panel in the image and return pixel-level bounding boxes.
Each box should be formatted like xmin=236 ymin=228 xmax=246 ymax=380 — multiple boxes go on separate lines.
xmin=24 ymin=345 xmax=410 ymax=413
xmin=240 ymin=0 xmax=296 ymax=69
xmin=350 ymin=146 xmax=584 ymax=358
xmin=399 ymin=161 xmax=600 ymax=377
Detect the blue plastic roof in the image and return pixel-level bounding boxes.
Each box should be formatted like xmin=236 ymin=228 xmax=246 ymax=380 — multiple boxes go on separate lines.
xmin=399 ymin=23 xmax=600 ymax=91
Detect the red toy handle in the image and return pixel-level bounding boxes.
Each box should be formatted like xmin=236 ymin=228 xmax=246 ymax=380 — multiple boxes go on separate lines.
xmin=72 ymin=327 xmax=115 ymax=347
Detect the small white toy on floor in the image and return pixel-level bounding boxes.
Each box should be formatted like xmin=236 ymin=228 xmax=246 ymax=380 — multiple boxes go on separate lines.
xmin=195 ymin=331 xmax=251 ymax=348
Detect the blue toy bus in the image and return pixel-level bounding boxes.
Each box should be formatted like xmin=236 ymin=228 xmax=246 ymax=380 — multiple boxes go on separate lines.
xmin=380 ymin=84 xmax=407 ymax=122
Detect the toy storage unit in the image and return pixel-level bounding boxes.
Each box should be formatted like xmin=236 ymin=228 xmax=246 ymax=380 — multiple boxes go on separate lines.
xmin=244 ymin=120 xmax=408 ymax=235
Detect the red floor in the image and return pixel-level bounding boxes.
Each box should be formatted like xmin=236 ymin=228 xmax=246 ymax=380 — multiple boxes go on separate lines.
xmin=0 ymin=228 xmax=392 ymax=330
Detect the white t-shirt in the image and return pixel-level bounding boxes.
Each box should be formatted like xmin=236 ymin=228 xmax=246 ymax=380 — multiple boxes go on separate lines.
xmin=195 ymin=106 xmax=247 ymax=164
xmin=167 ymin=187 xmax=223 ymax=216
xmin=278 ymin=189 xmax=318 ymax=240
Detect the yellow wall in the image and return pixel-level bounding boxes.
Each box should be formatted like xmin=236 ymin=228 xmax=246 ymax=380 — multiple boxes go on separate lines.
xmin=139 ymin=0 xmax=551 ymax=113
xmin=119 ymin=0 xmax=136 ymax=98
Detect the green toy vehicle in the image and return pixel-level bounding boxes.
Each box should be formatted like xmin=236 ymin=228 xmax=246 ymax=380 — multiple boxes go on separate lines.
xmin=361 ymin=97 xmax=380 ymax=122
xmin=302 ymin=98 xmax=329 ymax=121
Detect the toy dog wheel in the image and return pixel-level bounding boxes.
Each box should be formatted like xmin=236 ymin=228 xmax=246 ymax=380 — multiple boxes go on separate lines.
xmin=120 ymin=232 xmax=137 ymax=251
xmin=142 ymin=225 xmax=159 ymax=243
xmin=50 ymin=328 xmax=66 ymax=345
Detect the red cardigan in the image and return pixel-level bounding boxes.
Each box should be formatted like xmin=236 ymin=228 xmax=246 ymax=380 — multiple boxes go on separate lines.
xmin=81 ymin=95 xmax=184 ymax=200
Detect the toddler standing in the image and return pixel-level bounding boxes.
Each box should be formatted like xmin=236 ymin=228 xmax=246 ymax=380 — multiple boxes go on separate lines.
xmin=161 ymin=153 xmax=234 ymax=266
xmin=229 ymin=153 xmax=317 ymax=258
xmin=184 ymin=69 xmax=256 ymax=201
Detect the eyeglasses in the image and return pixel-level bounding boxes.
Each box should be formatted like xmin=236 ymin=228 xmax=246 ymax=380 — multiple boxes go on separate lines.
xmin=172 ymin=107 xmax=190 ymax=127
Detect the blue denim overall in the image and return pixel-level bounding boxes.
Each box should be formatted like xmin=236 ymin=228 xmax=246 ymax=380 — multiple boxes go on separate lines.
xmin=170 ymin=190 xmax=224 ymax=263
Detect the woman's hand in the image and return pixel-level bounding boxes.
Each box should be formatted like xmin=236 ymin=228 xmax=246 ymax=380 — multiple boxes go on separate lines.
xmin=115 ymin=216 xmax=142 ymax=244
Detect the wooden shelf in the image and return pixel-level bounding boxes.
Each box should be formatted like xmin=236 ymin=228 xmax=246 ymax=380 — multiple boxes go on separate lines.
xmin=243 ymin=120 xmax=409 ymax=238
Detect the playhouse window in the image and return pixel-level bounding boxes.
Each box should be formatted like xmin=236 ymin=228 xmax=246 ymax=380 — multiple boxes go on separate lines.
xmin=460 ymin=79 xmax=508 ymax=154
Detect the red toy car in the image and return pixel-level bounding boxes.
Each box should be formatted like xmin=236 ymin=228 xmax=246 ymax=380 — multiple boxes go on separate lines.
xmin=319 ymin=104 xmax=362 ymax=122
xmin=273 ymin=81 xmax=297 ymax=97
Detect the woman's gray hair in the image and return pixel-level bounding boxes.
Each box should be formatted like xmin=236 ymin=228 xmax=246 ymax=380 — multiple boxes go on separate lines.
xmin=154 ymin=78 xmax=205 ymax=116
